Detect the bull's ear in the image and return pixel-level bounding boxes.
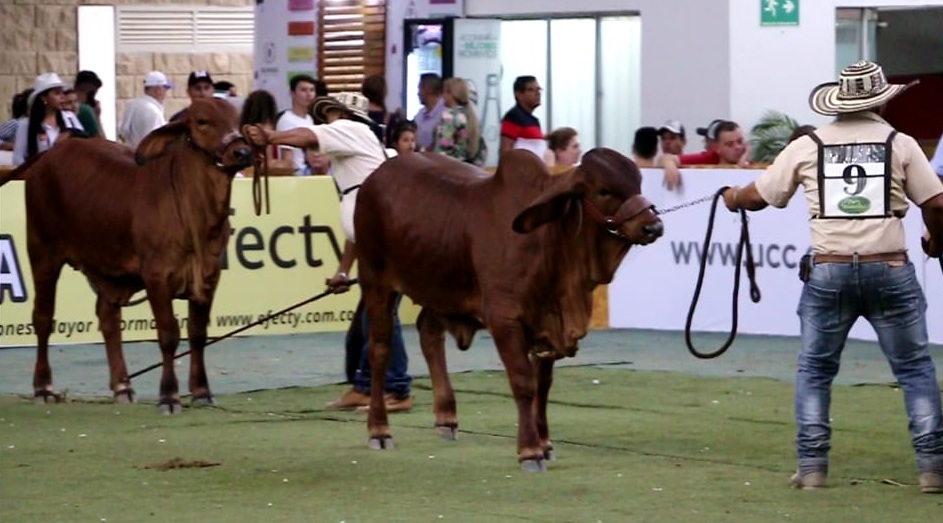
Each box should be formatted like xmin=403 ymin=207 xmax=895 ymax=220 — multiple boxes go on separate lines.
xmin=135 ymin=120 xmax=189 ymax=165
xmin=512 ymin=178 xmax=587 ymax=233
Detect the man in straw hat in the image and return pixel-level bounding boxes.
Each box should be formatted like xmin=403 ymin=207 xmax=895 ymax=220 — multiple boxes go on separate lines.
xmin=242 ymin=92 xmax=414 ymax=413
xmin=720 ymin=60 xmax=943 ymax=493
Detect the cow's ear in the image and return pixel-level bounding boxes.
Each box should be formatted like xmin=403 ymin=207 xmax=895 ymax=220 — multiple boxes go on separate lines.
xmin=135 ymin=120 xmax=189 ymax=165
xmin=512 ymin=178 xmax=587 ymax=233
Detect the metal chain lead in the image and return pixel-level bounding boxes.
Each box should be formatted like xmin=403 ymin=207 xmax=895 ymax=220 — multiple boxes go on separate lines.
xmin=653 ymin=192 xmax=717 ymax=216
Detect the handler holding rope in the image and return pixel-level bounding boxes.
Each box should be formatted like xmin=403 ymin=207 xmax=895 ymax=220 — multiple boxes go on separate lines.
xmin=721 ymin=61 xmax=943 ymax=493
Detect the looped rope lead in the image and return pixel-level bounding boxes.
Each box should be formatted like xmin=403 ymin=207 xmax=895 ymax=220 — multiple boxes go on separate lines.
xmin=684 ymin=187 xmax=761 ymax=359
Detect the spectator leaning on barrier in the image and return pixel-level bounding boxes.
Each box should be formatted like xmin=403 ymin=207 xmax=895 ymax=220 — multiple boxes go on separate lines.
xmin=0 ymin=89 xmax=31 ymax=151
xmin=543 ymin=127 xmax=581 ymax=170
xmin=238 ymin=89 xmax=295 ymax=176
xmin=632 ymin=126 xmax=660 ymax=168
xmin=13 ymin=72 xmax=84 ymax=165
xmin=720 ymin=60 xmax=943 ymax=494
xmin=275 ymin=74 xmax=318 ymax=175
xmin=658 ymin=119 xmax=687 ymax=155
xmin=500 ymin=75 xmax=545 ymax=159
xmin=170 ymin=70 xmax=216 ymax=122
xmin=241 ymin=92 xmax=415 ymax=413
xmin=119 ymin=71 xmax=172 ymax=149
xmin=412 ymin=73 xmax=445 ymax=151
xmin=73 ymin=70 xmax=103 ymax=137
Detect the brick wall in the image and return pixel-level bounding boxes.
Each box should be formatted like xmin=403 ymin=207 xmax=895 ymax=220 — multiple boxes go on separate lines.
xmin=0 ymin=0 xmax=253 ymax=122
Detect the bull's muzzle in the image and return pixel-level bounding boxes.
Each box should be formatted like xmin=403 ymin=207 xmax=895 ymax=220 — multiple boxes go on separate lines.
xmin=642 ymin=220 xmax=664 ymax=239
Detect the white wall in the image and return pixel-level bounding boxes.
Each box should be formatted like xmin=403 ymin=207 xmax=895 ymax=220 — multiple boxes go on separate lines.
xmin=728 ymin=0 xmax=943 ymax=133
xmin=463 ymin=0 xmax=731 ymax=150
xmin=466 ymin=0 xmax=943 ymax=143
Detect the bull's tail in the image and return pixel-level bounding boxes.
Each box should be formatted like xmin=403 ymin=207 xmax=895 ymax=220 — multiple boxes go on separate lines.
xmin=0 ymin=154 xmax=43 ymax=187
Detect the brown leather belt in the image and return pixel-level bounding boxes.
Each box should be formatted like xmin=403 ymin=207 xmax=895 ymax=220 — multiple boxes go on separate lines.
xmin=813 ymin=252 xmax=908 ymax=265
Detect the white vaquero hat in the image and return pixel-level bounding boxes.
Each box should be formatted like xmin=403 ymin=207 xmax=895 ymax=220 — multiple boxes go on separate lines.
xmin=27 ymin=72 xmax=67 ymax=107
xmin=312 ymin=91 xmax=373 ymax=125
xmin=809 ymin=60 xmax=918 ymax=116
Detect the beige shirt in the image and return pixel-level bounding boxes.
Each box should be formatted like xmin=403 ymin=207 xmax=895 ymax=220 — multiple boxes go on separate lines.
xmin=755 ymin=112 xmax=943 ymax=255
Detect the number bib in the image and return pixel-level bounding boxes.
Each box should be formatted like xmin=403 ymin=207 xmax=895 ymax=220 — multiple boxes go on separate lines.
xmin=810 ymin=131 xmax=896 ymax=220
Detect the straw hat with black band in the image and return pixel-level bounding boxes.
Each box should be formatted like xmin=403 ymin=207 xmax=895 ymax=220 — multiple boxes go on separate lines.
xmin=311 ymin=92 xmax=374 ymax=126
xmin=809 ymin=60 xmax=918 ymax=116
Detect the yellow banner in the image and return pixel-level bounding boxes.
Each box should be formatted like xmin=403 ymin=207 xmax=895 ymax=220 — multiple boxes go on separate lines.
xmin=0 ymin=177 xmax=419 ymax=347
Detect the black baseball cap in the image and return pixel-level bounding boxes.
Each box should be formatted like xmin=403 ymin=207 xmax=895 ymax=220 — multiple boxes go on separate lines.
xmin=188 ymin=70 xmax=214 ymax=87
xmin=696 ymin=119 xmax=726 ymax=141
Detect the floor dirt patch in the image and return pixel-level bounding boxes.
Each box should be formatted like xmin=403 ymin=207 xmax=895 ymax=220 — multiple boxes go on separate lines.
xmin=143 ymin=457 xmax=221 ymax=471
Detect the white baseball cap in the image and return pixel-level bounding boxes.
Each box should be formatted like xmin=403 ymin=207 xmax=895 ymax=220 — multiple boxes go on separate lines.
xmin=143 ymin=71 xmax=173 ymax=88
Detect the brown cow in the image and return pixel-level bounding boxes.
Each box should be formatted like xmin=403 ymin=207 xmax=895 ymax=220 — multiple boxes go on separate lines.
xmin=354 ymin=148 xmax=664 ymax=471
xmin=0 ymin=98 xmax=253 ymax=413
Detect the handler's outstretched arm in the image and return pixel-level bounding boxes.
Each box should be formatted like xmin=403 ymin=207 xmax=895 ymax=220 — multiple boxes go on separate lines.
xmin=243 ymin=125 xmax=320 ymax=149
xmin=722 ymin=182 xmax=768 ymax=212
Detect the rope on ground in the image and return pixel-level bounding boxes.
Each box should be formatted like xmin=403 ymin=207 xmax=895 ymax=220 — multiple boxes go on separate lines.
xmin=127 ymin=279 xmax=359 ymax=380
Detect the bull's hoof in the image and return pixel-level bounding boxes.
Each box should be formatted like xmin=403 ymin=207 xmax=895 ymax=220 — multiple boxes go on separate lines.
xmin=368 ymin=435 xmax=395 ymax=450
xmin=114 ymin=388 xmax=135 ymax=404
xmin=435 ymin=423 xmax=459 ymax=441
xmin=33 ymin=390 xmax=63 ymax=404
xmin=520 ymin=459 xmax=547 ymax=473
xmin=157 ymin=399 xmax=183 ymax=415
xmin=543 ymin=448 xmax=556 ymax=461
xmin=191 ymin=394 xmax=215 ymax=407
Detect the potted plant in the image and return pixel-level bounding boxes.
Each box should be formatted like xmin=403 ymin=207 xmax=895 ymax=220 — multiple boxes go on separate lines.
xmin=749 ymin=110 xmax=801 ymax=163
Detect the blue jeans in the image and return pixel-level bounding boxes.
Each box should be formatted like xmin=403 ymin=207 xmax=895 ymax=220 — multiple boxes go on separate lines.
xmin=795 ymin=260 xmax=943 ymax=476
xmin=352 ymin=293 xmax=412 ymax=397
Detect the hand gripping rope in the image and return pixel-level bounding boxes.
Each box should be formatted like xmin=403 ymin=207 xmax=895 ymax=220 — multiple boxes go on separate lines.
xmin=655 ymin=187 xmax=762 ymax=360
xmin=128 ymin=279 xmax=359 ymax=380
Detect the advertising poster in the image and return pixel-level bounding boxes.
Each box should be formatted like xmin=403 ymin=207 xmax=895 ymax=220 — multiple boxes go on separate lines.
xmin=451 ymin=18 xmax=501 ymax=167
xmin=253 ymin=0 xmax=319 ymax=112
xmin=0 ymin=178 xmax=421 ymax=348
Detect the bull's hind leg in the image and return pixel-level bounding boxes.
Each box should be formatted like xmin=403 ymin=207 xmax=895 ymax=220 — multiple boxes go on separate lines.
xmin=364 ymin=289 xmax=397 ymax=450
xmin=534 ymin=356 xmax=556 ymax=461
xmin=145 ymin=286 xmax=183 ymax=414
xmin=491 ymin=320 xmax=545 ymax=472
xmin=95 ymin=292 xmax=135 ymax=403
xmin=30 ymin=261 xmax=63 ymax=403
xmin=186 ymin=299 xmax=214 ymax=406
xmin=417 ymin=309 xmax=458 ymax=440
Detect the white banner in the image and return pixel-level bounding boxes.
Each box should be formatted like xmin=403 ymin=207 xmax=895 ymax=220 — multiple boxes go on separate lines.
xmin=609 ymin=168 xmax=941 ymax=344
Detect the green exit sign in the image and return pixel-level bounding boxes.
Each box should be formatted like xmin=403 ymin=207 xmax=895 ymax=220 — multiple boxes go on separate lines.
xmin=761 ymin=0 xmax=799 ymax=26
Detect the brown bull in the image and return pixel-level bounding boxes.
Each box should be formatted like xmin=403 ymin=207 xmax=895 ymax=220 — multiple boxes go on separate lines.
xmin=0 ymin=98 xmax=253 ymax=413
xmin=354 ymin=148 xmax=664 ymax=470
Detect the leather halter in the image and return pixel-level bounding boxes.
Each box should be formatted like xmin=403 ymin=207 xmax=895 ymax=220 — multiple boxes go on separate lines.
xmin=187 ymin=130 xmax=248 ymax=172
xmin=581 ymin=194 xmax=655 ymax=238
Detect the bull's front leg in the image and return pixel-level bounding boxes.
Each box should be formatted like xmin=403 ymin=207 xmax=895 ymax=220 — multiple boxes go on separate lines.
xmin=534 ymin=356 xmax=555 ymax=461
xmin=417 ymin=309 xmax=458 ymax=440
xmin=145 ymin=285 xmax=183 ymax=415
xmin=365 ymin=290 xmax=396 ymax=450
xmin=491 ymin=319 xmax=545 ymax=472
xmin=187 ymin=299 xmax=214 ymax=406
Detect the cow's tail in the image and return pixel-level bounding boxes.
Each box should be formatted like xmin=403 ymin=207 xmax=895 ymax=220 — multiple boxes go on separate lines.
xmin=0 ymin=155 xmax=42 ymax=187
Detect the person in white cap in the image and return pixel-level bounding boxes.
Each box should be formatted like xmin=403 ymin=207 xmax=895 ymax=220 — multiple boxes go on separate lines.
xmin=721 ymin=60 xmax=943 ymax=494
xmin=13 ymin=72 xmax=84 ymax=165
xmin=242 ymin=92 xmax=415 ymax=413
xmin=119 ymin=71 xmax=173 ymax=149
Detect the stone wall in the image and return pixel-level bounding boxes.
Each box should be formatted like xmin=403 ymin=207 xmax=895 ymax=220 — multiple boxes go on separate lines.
xmin=0 ymin=0 xmax=254 ymax=122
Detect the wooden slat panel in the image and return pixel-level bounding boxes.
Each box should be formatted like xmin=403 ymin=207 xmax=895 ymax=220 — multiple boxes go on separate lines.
xmin=318 ymin=0 xmax=386 ymax=92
